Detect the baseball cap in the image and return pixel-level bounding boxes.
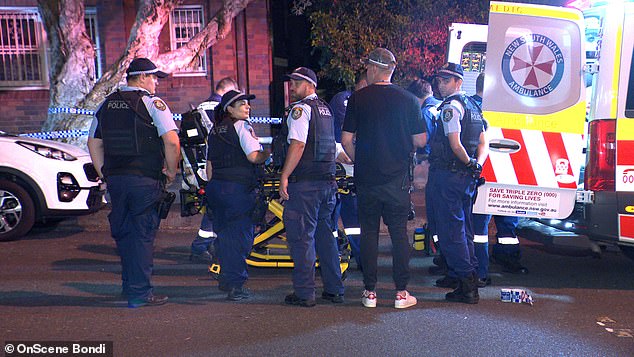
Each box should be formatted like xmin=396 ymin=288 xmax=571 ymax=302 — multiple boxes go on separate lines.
xmin=364 ymin=48 xmax=396 ymax=69
xmin=220 ymin=90 xmax=256 ymax=112
xmin=285 ymin=67 xmax=318 ymax=87
xmin=435 ymin=62 xmax=464 ymax=80
xmin=126 ymin=58 xmax=169 ymax=78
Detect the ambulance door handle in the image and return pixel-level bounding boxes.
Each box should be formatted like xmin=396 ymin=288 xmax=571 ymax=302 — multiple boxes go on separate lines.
xmin=489 ymin=138 xmax=521 ymax=154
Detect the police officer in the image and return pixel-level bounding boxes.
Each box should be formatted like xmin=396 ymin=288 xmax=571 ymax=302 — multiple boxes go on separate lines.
xmin=88 ymin=58 xmax=180 ymax=308
xmin=189 ymin=77 xmax=239 ymax=264
xmin=205 ymin=90 xmax=270 ymax=301
xmin=279 ymin=67 xmax=344 ymax=307
xmin=329 ymin=72 xmax=367 ymax=270
xmin=427 ymin=62 xmax=487 ymax=304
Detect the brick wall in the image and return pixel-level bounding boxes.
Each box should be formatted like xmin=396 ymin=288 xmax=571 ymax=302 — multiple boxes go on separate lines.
xmin=0 ymin=0 xmax=273 ymax=135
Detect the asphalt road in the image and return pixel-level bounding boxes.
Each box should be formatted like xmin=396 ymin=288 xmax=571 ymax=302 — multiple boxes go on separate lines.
xmin=1 ymin=213 xmax=634 ymax=356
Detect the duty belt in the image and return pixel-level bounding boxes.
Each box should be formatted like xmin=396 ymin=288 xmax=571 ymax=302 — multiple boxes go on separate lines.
xmin=288 ymin=174 xmax=336 ymax=183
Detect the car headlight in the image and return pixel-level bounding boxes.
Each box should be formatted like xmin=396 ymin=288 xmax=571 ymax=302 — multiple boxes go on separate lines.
xmin=17 ymin=141 xmax=77 ymax=161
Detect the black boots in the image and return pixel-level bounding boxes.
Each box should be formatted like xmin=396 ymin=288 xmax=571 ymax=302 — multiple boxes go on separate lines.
xmin=491 ymin=252 xmax=529 ymax=274
xmin=445 ymin=273 xmax=479 ymax=304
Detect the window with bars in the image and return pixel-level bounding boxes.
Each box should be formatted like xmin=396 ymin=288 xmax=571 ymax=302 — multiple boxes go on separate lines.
xmin=170 ymin=6 xmax=206 ymax=76
xmin=0 ymin=8 xmax=48 ymax=89
xmin=85 ymin=8 xmax=102 ymax=79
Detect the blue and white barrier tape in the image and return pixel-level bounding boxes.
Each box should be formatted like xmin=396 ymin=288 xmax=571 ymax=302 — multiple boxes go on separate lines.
xmin=21 ymin=108 xmax=282 ymax=139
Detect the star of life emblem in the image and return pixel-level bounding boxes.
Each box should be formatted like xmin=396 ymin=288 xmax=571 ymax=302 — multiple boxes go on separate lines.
xmin=501 ymin=34 xmax=565 ymax=98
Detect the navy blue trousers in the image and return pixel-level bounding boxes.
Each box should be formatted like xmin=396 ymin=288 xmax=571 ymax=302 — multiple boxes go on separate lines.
xmin=206 ymin=179 xmax=255 ymax=289
xmin=284 ymin=180 xmax=343 ymax=300
xmin=428 ymin=168 xmax=477 ymax=278
xmin=107 ymin=175 xmax=162 ymax=301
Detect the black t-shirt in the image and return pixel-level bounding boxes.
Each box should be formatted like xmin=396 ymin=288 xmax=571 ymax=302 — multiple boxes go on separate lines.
xmin=343 ymin=84 xmax=424 ymax=186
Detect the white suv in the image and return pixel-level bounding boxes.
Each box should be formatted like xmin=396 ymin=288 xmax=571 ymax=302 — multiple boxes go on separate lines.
xmin=0 ymin=131 xmax=104 ymax=241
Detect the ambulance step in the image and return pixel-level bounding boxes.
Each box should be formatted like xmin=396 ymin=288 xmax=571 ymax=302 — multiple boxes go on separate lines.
xmin=517 ymin=219 xmax=600 ymax=254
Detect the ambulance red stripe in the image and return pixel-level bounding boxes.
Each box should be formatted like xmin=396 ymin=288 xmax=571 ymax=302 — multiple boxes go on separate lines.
xmin=501 ymin=128 xmax=537 ymax=186
xmin=542 ymin=131 xmax=578 ymax=189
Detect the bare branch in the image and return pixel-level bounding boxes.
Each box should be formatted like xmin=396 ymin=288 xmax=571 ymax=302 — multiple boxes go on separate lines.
xmin=157 ymin=0 xmax=254 ymax=71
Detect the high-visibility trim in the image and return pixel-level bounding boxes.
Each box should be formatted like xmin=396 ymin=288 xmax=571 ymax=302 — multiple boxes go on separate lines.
xmin=610 ymin=8 xmax=623 ymax=119
xmin=474 ymin=234 xmax=489 ymax=243
xmin=432 ymin=235 xmax=438 ymax=243
xmin=344 ymin=228 xmax=361 ymax=235
xmin=617 ymin=140 xmax=634 ymax=166
xmin=483 ymin=102 xmax=586 ymax=135
xmin=617 ymin=118 xmax=634 ymax=141
xmin=332 ymin=231 xmax=338 ymax=238
xmin=618 ymin=214 xmax=634 ymax=243
xmin=489 ymin=1 xmax=582 ymax=21
xmin=197 ymin=230 xmax=217 ymax=238
xmin=483 ymin=127 xmax=582 ymax=188
xmin=497 ymin=236 xmax=520 ymax=245
xmin=503 ymin=128 xmax=537 ymax=186
xmin=542 ymin=131 xmax=578 ymax=189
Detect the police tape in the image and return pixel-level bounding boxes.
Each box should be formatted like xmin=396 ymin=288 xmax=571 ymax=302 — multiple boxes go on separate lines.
xmin=20 ymin=108 xmax=283 ymax=139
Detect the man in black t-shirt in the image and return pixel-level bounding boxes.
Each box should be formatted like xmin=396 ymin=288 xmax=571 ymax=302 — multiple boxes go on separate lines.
xmin=341 ymin=47 xmax=426 ymax=309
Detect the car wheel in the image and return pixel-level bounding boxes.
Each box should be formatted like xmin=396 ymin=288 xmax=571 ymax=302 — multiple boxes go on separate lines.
xmin=0 ymin=179 xmax=36 ymax=241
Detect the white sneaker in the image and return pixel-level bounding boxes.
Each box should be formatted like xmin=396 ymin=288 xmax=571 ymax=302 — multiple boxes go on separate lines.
xmin=394 ymin=290 xmax=417 ymax=309
xmin=361 ymin=290 xmax=377 ymax=308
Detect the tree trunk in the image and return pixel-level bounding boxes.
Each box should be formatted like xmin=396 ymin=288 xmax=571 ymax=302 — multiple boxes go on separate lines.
xmin=37 ymin=0 xmax=95 ymax=137
xmin=38 ymin=0 xmax=253 ymax=147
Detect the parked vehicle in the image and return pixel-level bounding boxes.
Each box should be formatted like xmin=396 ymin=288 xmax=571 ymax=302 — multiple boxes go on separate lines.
xmin=0 ymin=131 xmax=104 ymax=241
xmin=448 ymin=1 xmax=634 ymax=260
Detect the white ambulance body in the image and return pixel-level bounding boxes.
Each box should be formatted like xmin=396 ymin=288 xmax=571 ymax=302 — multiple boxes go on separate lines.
xmin=448 ymin=1 xmax=634 ymax=260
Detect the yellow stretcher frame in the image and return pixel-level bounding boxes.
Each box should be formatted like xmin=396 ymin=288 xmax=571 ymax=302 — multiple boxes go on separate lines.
xmin=208 ymin=176 xmax=352 ymax=278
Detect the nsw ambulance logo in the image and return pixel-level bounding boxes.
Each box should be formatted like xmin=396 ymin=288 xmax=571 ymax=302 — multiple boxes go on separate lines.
xmin=501 ymin=34 xmax=564 ymax=98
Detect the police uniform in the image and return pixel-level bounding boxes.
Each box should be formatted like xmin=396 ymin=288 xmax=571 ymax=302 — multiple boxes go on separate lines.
xmin=329 ymin=90 xmax=362 ymax=270
xmin=282 ymin=92 xmax=344 ymax=303
xmin=89 ymin=81 xmax=177 ymax=306
xmin=428 ymin=64 xmax=485 ymax=303
xmin=205 ymin=91 xmax=263 ymax=299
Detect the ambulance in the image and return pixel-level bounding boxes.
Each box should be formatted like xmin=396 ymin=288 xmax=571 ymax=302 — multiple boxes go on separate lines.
xmin=448 ymin=1 xmax=634 ymax=260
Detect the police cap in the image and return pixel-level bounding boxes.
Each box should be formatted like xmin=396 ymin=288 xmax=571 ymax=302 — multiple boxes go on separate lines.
xmin=220 ymin=90 xmax=256 ymax=112
xmin=435 ymin=62 xmax=464 ymax=80
xmin=126 ymin=58 xmax=169 ymax=78
xmin=285 ymin=67 xmax=318 ymax=88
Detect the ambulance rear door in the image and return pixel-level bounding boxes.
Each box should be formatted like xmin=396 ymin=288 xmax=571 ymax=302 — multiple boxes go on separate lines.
xmin=473 ymin=1 xmax=586 ymax=219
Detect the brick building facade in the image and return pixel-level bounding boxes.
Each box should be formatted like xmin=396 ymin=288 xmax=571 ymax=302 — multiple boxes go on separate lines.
xmin=0 ymin=0 xmax=273 ymax=135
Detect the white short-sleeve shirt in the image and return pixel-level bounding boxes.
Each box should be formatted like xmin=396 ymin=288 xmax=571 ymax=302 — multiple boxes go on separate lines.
xmin=286 ymin=93 xmax=317 ymax=144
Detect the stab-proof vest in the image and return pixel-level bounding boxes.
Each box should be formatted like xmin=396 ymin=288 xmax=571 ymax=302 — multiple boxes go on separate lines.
xmin=96 ymin=90 xmax=163 ymax=179
xmin=207 ymin=118 xmax=256 ymax=186
xmin=429 ymin=94 xmax=484 ymax=169
xmin=274 ymin=97 xmax=336 ymax=180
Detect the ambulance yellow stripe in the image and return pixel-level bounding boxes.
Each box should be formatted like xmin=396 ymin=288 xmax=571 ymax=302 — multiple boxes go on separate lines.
xmin=616 ymin=117 xmax=634 ymax=141
xmin=610 ymin=18 xmax=623 ymax=118
xmin=483 ymin=101 xmax=586 ymax=134
xmin=489 ymin=1 xmax=582 ymax=21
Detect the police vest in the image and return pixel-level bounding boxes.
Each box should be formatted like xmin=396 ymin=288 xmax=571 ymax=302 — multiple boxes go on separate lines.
xmin=429 ymin=94 xmax=484 ymax=168
xmin=96 ymin=90 xmax=163 ymax=179
xmin=274 ymin=97 xmax=336 ymax=180
xmin=207 ymin=117 xmax=256 ymax=186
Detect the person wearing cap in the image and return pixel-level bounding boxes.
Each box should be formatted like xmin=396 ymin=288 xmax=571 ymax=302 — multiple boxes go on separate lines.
xmin=205 ymin=90 xmax=270 ymax=301
xmin=88 ymin=57 xmax=180 ymax=308
xmin=341 ymin=48 xmax=425 ymax=309
xmin=426 ymin=62 xmax=488 ymax=304
xmin=188 ymin=77 xmax=239 ymax=265
xmin=278 ymin=67 xmax=344 ymax=307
